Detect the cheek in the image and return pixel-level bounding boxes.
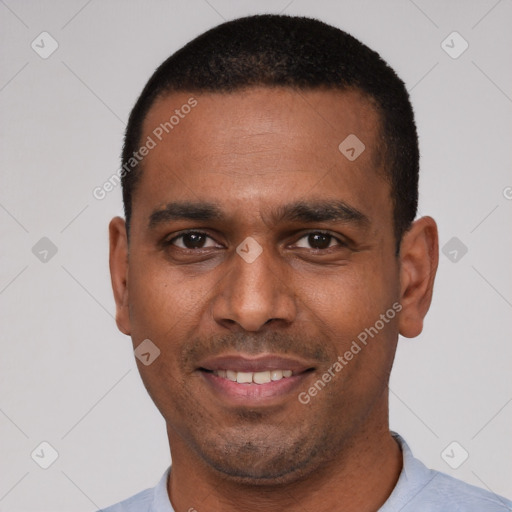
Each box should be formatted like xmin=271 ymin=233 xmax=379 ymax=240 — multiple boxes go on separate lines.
xmin=127 ymin=258 xmax=206 ymax=343
xmin=126 ymin=262 xmax=201 ymax=412
xmin=299 ymin=263 xmax=394 ymax=339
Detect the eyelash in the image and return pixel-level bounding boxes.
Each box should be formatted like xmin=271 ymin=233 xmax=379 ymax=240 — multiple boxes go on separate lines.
xmin=164 ymin=230 xmax=349 ymax=251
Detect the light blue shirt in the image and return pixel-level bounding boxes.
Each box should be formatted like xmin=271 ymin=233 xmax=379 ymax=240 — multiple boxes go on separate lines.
xmin=99 ymin=433 xmax=512 ymax=511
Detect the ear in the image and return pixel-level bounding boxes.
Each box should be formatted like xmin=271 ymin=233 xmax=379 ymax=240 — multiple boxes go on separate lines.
xmin=109 ymin=216 xmax=131 ymax=335
xmin=398 ymin=216 xmax=439 ymax=338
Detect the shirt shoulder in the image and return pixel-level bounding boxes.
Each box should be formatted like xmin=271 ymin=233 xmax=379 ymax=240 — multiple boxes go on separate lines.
xmin=382 ymin=434 xmax=512 ymax=512
xmin=97 ymin=467 xmax=174 ymax=512
xmin=98 ymin=488 xmax=154 ymax=512
xmin=412 ymin=469 xmax=512 ymax=511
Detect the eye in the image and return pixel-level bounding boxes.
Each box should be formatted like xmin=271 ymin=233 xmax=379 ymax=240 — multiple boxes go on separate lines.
xmin=167 ymin=231 xmax=220 ymax=250
xmin=294 ymin=232 xmax=346 ymax=250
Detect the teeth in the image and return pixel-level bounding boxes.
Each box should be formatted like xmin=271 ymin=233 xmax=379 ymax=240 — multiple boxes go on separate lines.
xmin=271 ymin=370 xmax=283 ymax=381
xmin=253 ymin=371 xmax=271 ymax=384
xmin=213 ymin=369 xmax=294 ymax=384
xmin=236 ymin=372 xmax=253 ymax=384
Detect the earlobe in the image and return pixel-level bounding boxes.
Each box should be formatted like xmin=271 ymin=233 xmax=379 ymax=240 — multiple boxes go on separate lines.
xmin=109 ymin=216 xmax=131 ymax=335
xmin=398 ymin=216 xmax=439 ymax=338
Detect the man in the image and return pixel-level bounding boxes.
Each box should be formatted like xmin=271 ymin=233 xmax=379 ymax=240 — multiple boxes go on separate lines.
xmin=104 ymin=14 xmax=511 ymax=512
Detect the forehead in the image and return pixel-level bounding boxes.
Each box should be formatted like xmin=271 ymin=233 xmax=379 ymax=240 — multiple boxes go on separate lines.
xmin=134 ymin=87 xmax=390 ymax=226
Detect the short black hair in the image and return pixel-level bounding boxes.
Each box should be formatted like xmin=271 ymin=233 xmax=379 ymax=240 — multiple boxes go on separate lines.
xmin=121 ymin=14 xmax=418 ymax=246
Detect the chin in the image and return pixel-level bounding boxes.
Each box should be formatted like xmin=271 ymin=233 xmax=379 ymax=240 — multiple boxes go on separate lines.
xmin=194 ymin=431 xmax=325 ymax=486
xmin=207 ymin=458 xmax=315 ymax=487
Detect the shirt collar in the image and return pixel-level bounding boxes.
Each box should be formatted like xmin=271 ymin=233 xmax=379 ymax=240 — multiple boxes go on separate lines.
xmin=378 ymin=432 xmax=436 ymax=511
xmin=151 ymin=466 xmax=173 ymax=511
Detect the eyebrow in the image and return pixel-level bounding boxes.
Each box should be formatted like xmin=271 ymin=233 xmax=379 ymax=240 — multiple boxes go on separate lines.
xmin=149 ymin=201 xmax=223 ymax=228
xmin=270 ymin=200 xmax=369 ymax=226
xmin=148 ymin=200 xmax=369 ymax=229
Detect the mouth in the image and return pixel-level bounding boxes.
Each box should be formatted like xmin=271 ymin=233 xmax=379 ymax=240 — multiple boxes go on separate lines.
xmin=197 ymin=354 xmax=315 ymax=403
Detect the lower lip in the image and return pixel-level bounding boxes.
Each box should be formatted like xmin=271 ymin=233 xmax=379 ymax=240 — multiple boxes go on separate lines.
xmin=200 ymin=370 xmax=311 ymax=403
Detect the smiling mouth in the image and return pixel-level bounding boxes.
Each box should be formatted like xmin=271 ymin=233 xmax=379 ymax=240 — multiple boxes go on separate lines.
xmin=199 ymin=366 xmax=315 ymax=402
xmin=197 ymin=354 xmax=316 ymax=401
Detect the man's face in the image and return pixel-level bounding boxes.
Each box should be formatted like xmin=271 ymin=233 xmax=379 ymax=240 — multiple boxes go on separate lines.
xmin=115 ymin=87 xmax=403 ymax=483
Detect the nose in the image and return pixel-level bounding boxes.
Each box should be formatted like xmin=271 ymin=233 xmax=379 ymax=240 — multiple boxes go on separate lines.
xmin=211 ymin=243 xmax=297 ymax=332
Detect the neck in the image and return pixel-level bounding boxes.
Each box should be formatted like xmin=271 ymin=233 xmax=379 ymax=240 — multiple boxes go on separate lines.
xmin=166 ymin=407 xmax=402 ymax=512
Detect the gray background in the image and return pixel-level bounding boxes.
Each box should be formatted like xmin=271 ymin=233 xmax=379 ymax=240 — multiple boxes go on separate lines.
xmin=1 ymin=0 xmax=511 ymax=510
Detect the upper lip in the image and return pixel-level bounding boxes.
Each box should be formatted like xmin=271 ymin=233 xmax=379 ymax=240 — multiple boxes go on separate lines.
xmin=198 ymin=354 xmax=314 ymax=373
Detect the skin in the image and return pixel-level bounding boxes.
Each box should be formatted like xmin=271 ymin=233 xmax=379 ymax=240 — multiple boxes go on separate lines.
xmin=109 ymin=87 xmax=438 ymax=512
